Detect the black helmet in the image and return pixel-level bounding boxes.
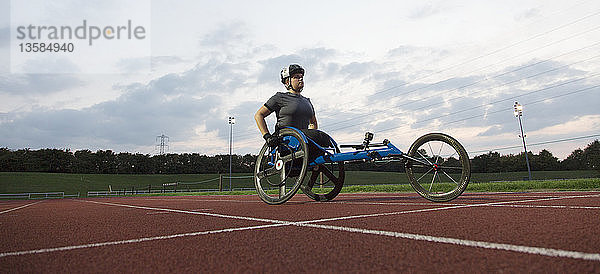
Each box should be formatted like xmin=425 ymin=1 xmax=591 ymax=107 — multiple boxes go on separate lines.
xmin=280 ymin=64 xmax=305 ymax=84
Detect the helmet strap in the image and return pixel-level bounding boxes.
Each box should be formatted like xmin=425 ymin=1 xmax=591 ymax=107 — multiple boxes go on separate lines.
xmin=288 ymin=77 xmax=303 ymax=92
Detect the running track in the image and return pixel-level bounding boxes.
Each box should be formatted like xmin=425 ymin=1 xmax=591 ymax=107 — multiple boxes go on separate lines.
xmin=1 ymin=192 xmax=599 ymax=272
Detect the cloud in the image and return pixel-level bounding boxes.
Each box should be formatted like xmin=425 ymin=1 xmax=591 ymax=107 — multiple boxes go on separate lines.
xmin=477 ymin=125 xmax=506 ymax=136
xmin=257 ymin=48 xmax=339 ymax=84
xmin=530 ymin=115 xmax=600 ymax=136
xmin=515 ymin=8 xmax=540 ymax=21
xmin=408 ymin=3 xmax=444 ymax=20
xmin=0 ymin=84 xmax=224 ymax=152
xmin=0 ymin=73 xmax=84 ymax=95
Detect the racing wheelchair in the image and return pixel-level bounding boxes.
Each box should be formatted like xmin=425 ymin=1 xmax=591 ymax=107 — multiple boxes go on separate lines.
xmin=254 ymin=127 xmax=471 ymax=205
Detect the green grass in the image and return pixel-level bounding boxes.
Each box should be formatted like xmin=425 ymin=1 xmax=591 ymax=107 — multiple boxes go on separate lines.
xmin=0 ymin=173 xmax=223 ymax=195
xmin=466 ymin=178 xmax=600 ymax=192
xmin=1 ymin=170 xmax=598 ymax=197
xmin=114 ymin=178 xmax=600 ymax=198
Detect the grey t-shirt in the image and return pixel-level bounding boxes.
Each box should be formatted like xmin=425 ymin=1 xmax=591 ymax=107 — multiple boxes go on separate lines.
xmin=264 ymin=92 xmax=315 ymax=131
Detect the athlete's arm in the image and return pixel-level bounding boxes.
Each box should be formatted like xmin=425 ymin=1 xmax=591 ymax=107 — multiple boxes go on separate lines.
xmin=309 ymin=114 xmax=318 ymax=129
xmin=254 ymin=105 xmax=272 ymax=136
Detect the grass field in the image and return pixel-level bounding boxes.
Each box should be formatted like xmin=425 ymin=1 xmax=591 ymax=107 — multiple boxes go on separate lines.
xmin=1 ymin=170 xmax=599 ymax=197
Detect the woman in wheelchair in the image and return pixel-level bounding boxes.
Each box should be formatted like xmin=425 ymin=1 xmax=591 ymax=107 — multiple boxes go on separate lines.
xmin=254 ymin=63 xmax=332 ymax=175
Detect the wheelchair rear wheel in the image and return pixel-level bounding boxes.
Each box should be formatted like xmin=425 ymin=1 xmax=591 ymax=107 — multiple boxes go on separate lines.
xmin=254 ymin=128 xmax=309 ymax=205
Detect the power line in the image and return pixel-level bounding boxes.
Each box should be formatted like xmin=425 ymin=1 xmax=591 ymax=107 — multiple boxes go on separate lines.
xmin=468 ymin=134 xmax=600 ymax=154
xmin=232 ymin=81 xmax=599 ymax=151
xmin=232 ymin=79 xmax=600 ymax=149
xmin=235 ymin=44 xmax=600 ymax=142
xmin=325 ymin=56 xmax=600 ymax=133
xmin=323 ymin=39 xmax=600 ymax=130
xmin=372 ymin=83 xmax=600 ymax=136
xmin=347 ymin=10 xmax=600 ymax=100
xmin=234 ymin=24 xmax=600 ymax=141
xmin=230 ymin=10 xmax=600 ymax=150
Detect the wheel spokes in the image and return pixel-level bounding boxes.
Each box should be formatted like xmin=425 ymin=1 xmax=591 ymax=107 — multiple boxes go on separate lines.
xmin=279 ymin=150 xmax=305 ymax=162
xmin=256 ymin=166 xmax=279 ymax=179
xmin=413 ymin=143 xmax=463 ymax=194
xmin=320 ymin=165 xmax=341 ymax=185
xmin=428 ymin=170 xmax=438 ymax=192
xmin=441 ymin=169 xmax=460 ymax=185
xmin=416 ymin=167 xmax=434 ymax=182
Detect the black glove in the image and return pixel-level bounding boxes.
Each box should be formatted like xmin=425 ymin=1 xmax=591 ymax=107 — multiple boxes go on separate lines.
xmin=263 ymin=133 xmax=280 ymax=147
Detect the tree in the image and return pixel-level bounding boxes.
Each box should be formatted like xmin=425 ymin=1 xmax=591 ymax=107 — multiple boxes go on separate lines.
xmin=583 ymin=140 xmax=600 ymax=171
xmin=471 ymin=151 xmax=501 ymax=173
xmin=531 ymin=149 xmax=559 ymax=171
xmin=73 ymin=150 xmax=97 ymax=173
xmin=562 ymin=148 xmax=585 ymax=170
xmin=96 ymin=150 xmax=117 ymax=174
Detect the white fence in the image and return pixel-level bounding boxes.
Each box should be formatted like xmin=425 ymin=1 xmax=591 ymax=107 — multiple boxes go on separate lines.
xmin=87 ymin=187 xmax=257 ymax=197
xmin=0 ymin=192 xmax=80 ymax=199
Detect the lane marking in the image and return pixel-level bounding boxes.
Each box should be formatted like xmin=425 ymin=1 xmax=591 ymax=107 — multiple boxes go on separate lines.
xmin=333 ymin=201 xmax=466 ymax=206
xmin=83 ymin=193 xmax=600 ymax=227
xmin=146 ymin=212 xmax=172 ymax=215
xmin=298 ymin=223 xmax=600 ymax=261
xmin=0 ymin=223 xmax=288 ymax=258
xmin=298 ymin=194 xmax=600 ymax=224
xmin=83 ymin=200 xmax=290 ymax=224
xmin=146 ymin=208 xmax=213 ymax=215
xmin=3 ymin=193 xmax=599 ymax=261
xmin=337 ymin=201 xmax=600 ymax=210
xmin=0 ymin=201 xmax=43 ymax=215
xmin=489 ymin=204 xmax=600 ymax=210
xmin=117 ymin=198 xmax=264 ymax=203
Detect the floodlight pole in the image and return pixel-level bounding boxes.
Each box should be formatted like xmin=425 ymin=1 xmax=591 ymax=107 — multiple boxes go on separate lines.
xmin=228 ymin=116 xmax=235 ymax=191
xmin=513 ymin=102 xmax=532 ymax=180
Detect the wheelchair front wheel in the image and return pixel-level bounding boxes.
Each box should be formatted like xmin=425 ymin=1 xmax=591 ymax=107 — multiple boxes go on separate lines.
xmin=254 ymin=128 xmax=309 ymax=205
xmin=405 ymin=133 xmax=471 ymax=202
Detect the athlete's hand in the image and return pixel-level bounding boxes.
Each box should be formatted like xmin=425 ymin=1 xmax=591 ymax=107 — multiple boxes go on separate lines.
xmin=263 ymin=133 xmax=280 ymax=147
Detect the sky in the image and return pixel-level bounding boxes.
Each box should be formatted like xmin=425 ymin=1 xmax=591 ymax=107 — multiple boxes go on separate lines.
xmin=1 ymin=0 xmax=599 ymax=159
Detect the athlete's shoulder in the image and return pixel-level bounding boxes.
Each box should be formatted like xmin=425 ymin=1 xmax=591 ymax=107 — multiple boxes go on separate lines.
xmin=273 ymin=91 xmax=288 ymax=97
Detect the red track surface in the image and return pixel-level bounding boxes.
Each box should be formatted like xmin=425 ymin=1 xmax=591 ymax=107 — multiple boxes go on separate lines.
xmin=1 ymin=192 xmax=600 ymax=272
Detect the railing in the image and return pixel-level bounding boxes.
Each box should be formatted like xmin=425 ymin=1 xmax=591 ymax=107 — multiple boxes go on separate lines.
xmin=0 ymin=192 xmax=80 ymax=199
xmin=86 ymin=187 xmax=258 ymax=197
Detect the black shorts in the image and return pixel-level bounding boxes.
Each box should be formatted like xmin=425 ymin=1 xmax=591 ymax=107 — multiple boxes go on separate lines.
xmin=300 ymin=129 xmax=333 ymax=162
xmin=280 ymin=129 xmax=332 ymax=177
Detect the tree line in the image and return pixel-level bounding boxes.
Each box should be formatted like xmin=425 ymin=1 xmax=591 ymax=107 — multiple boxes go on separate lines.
xmin=0 ymin=140 xmax=598 ymax=174
xmin=0 ymin=148 xmax=257 ymax=174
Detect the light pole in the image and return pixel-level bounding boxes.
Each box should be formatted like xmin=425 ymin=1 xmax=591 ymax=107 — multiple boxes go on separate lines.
xmin=513 ymin=102 xmax=532 ymax=180
xmin=228 ymin=116 xmax=235 ymax=191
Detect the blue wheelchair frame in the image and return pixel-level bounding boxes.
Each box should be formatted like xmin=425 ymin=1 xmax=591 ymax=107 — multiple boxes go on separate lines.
xmin=280 ymin=127 xmax=406 ymax=166
xmin=256 ymin=126 xmax=471 ymax=204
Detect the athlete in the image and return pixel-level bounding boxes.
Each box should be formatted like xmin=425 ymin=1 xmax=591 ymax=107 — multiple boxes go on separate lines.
xmin=254 ymin=64 xmax=331 ymax=164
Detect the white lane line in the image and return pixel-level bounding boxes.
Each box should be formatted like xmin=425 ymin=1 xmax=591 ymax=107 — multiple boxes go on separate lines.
xmin=333 ymin=202 xmax=466 ymax=206
xmin=0 ymin=223 xmax=288 ymax=258
xmin=146 ymin=208 xmax=213 ymax=215
xmin=343 ymin=202 xmax=600 ymax=210
xmin=3 ymin=193 xmax=599 ymax=261
xmin=84 ymin=193 xmax=600 ymax=226
xmin=83 ymin=200 xmax=289 ymax=224
xmin=298 ymin=223 xmax=600 ymax=262
xmin=489 ymin=204 xmax=600 ymax=210
xmin=124 ymin=198 xmax=264 ymax=203
xmin=334 ymin=202 xmax=600 ymax=210
xmin=298 ymin=194 xmax=600 ymax=224
xmin=146 ymin=211 xmax=171 ymax=215
xmin=0 ymin=201 xmax=43 ymax=215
